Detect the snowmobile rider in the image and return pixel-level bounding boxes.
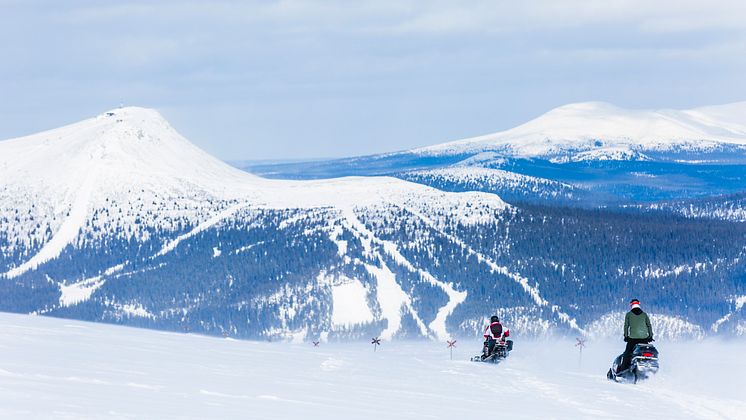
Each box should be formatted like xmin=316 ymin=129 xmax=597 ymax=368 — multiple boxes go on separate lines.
xmin=482 ymin=315 xmax=506 ymax=359
xmin=618 ymin=299 xmax=654 ymax=373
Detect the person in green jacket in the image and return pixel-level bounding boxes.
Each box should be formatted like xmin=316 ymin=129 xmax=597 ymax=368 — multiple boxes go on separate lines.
xmin=618 ymin=298 xmax=654 ymax=373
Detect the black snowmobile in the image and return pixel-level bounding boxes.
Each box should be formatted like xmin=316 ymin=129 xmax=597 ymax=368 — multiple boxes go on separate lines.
xmin=471 ymin=339 xmax=514 ymax=363
xmin=607 ymin=343 xmax=659 ymax=383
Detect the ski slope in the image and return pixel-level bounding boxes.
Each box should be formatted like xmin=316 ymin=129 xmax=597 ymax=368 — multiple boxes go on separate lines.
xmin=1 ymin=313 xmax=744 ymax=419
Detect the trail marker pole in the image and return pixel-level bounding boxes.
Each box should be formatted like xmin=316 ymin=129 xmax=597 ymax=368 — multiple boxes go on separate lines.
xmin=447 ymin=340 xmax=457 ymax=360
xmin=575 ymin=337 xmax=586 ymax=368
xmin=371 ymin=337 xmax=381 ymax=352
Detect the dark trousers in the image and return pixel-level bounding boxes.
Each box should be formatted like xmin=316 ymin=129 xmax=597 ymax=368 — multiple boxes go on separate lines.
xmin=619 ymin=338 xmax=649 ymax=372
xmin=485 ymin=338 xmax=496 ymax=356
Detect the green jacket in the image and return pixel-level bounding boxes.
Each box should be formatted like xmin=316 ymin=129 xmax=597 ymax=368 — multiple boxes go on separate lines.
xmin=624 ymin=309 xmax=652 ymax=339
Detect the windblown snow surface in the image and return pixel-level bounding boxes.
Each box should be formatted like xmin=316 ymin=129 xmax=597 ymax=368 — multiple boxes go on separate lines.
xmin=1 ymin=313 xmax=744 ymax=420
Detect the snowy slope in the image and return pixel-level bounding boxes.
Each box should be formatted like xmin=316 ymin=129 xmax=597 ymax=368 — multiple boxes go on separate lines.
xmin=0 ymin=107 xmax=515 ymax=341
xmin=0 ymin=107 xmax=508 ymax=278
xmin=2 ymin=313 xmax=746 ymax=420
xmin=0 ymin=107 xmax=264 ymax=277
xmin=417 ymin=101 xmax=746 ymax=158
xmin=640 ymin=193 xmax=746 ymax=222
xmin=398 ymin=167 xmax=581 ymax=202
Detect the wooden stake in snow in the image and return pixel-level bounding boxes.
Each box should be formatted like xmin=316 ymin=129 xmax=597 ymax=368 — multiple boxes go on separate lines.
xmin=447 ymin=340 xmax=457 ymax=360
xmin=575 ymin=337 xmax=586 ymax=368
xmin=371 ymin=337 xmax=381 ymax=352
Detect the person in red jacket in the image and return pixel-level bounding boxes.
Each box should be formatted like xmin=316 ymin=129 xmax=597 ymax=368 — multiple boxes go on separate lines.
xmin=482 ymin=315 xmax=507 ymax=359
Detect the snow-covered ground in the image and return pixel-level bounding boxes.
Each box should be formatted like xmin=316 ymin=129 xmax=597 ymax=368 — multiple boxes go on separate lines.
xmin=1 ymin=313 xmax=744 ymax=420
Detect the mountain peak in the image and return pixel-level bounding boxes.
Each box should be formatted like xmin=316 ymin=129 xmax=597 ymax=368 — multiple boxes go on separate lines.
xmin=96 ymin=106 xmax=173 ymax=133
xmin=547 ymin=101 xmax=621 ymax=113
xmin=0 ymin=106 xmax=261 ymax=194
xmin=100 ymin=105 xmax=163 ymax=117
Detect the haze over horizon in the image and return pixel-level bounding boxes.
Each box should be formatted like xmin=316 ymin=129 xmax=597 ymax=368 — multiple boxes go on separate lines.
xmin=2 ymin=0 xmax=745 ymax=160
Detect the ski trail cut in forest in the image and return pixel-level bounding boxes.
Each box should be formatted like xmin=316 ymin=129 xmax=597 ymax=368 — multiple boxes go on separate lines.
xmin=340 ymin=206 xmax=429 ymax=340
xmin=376 ymin=226 xmax=467 ymax=341
xmin=406 ymin=207 xmax=585 ymax=334
xmin=3 ymin=166 xmax=99 ymax=279
xmin=154 ymin=203 xmax=249 ymax=257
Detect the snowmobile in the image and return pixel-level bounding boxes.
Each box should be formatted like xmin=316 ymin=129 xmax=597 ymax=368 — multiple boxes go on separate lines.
xmin=471 ymin=339 xmax=514 ymax=363
xmin=607 ymin=343 xmax=659 ymax=383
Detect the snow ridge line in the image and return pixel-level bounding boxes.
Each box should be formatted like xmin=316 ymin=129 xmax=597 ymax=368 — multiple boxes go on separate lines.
xmin=339 ymin=207 xmax=430 ymax=340
xmin=405 ymin=207 xmax=585 ymax=334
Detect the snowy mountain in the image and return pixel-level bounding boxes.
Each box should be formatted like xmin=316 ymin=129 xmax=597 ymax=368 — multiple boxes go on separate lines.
xmin=0 ymin=107 xmax=262 ymax=278
xmin=416 ymin=101 xmax=746 ymax=159
xmin=2 ymin=107 xmax=746 ymax=341
xmin=0 ymin=108 xmax=528 ymax=341
xmin=0 ymin=107 xmax=513 ymax=276
xmin=243 ymin=101 xmax=746 ymax=206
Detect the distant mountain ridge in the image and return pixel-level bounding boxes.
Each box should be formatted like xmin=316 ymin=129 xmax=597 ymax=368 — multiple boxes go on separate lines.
xmin=242 ymin=101 xmax=746 ymax=206
xmin=416 ymin=101 xmax=746 ymax=159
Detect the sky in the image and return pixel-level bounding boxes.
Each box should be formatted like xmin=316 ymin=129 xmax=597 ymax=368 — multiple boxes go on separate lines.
xmin=1 ymin=0 xmax=745 ymax=161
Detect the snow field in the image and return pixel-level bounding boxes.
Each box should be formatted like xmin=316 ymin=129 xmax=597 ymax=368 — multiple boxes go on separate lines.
xmin=1 ymin=313 xmax=745 ymax=420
